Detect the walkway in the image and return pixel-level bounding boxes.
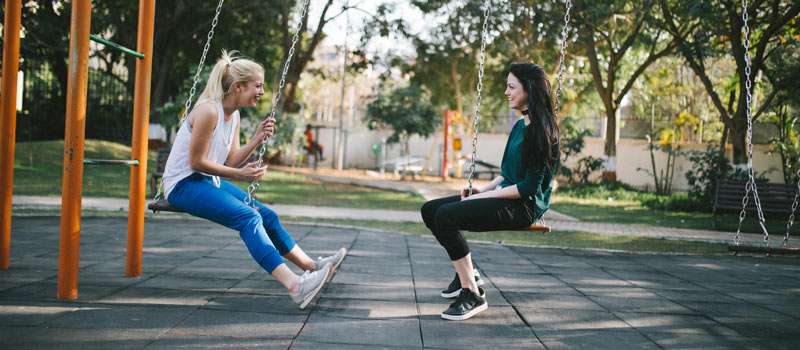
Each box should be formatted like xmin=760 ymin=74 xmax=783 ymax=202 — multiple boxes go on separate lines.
xmin=12 ymin=193 xmax=772 ymax=247
xmin=2 ymin=216 xmax=799 ymax=349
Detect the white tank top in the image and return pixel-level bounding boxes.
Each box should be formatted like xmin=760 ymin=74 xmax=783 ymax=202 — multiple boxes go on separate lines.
xmin=162 ymin=99 xmax=239 ymax=199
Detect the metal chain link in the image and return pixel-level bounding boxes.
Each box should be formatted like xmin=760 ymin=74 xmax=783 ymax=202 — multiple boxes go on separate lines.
xmin=554 ymin=0 xmax=573 ymax=116
xmin=466 ymin=0 xmax=573 ymax=195
xmin=784 ymin=165 xmax=800 ymax=247
xmin=734 ymin=0 xmax=770 ymax=247
xmin=244 ymin=0 xmax=311 ymax=206
xmin=154 ymin=0 xmax=225 ymax=202
xmin=466 ymin=4 xmax=492 ymax=196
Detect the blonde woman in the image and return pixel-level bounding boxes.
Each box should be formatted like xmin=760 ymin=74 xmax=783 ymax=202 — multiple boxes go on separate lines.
xmin=162 ymin=51 xmax=346 ymax=309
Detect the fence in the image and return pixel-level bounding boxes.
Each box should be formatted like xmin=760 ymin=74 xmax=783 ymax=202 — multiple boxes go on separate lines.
xmin=17 ymin=58 xmax=134 ymax=145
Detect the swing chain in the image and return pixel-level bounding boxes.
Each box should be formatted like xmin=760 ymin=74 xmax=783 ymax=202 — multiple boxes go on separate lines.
xmin=244 ymin=0 xmax=310 ymax=206
xmin=554 ymin=0 xmax=573 ymax=116
xmin=734 ymin=0 xmax=769 ymax=247
xmin=153 ymin=0 xmax=225 ymax=203
xmin=785 ymin=166 xmax=800 ymax=247
xmin=183 ymin=0 xmax=226 ymax=122
xmin=466 ymin=4 xmax=492 ymax=196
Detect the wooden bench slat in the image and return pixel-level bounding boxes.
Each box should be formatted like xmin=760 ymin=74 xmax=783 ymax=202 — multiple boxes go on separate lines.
xmin=713 ymin=180 xmax=798 ymax=227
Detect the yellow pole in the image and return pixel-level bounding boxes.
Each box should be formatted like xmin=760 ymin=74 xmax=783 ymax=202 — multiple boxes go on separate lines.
xmin=57 ymin=0 xmax=92 ymax=300
xmin=0 ymin=0 xmax=22 ymax=270
xmin=126 ymin=0 xmax=156 ymax=278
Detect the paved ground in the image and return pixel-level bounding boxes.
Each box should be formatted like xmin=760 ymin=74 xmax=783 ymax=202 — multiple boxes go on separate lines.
xmin=2 ymin=216 xmax=800 ymax=349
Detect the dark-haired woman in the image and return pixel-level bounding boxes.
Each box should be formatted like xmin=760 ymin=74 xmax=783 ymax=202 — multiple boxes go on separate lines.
xmin=421 ymin=63 xmax=560 ymax=321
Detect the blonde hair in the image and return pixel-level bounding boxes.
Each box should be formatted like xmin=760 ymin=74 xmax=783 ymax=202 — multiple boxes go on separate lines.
xmin=197 ymin=50 xmax=264 ymax=103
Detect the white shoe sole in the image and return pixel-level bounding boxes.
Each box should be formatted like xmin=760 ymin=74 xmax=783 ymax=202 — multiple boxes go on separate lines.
xmin=440 ymin=278 xmax=486 ymax=299
xmin=331 ymin=247 xmax=347 ymax=271
xmin=298 ymin=267 xmax=332 ymax=310
xmin=441 ymin=303 xmax=488 ymax=321
xmin=324 ymin=247 xmax=347 ymax=283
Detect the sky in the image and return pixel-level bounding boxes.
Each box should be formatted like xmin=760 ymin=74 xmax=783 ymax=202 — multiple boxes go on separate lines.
xmin=308 ymin=0 xmax=431 ymax=57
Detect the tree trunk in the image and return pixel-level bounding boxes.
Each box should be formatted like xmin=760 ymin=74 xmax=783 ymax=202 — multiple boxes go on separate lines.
xmin=150 ymin=52 xmax=172 ymax=113
xmin=730 ymin=114 xmax=747 ymax=168
xmin=602 ymin=107 xmax=618 ymax=182
xmin=719 ymin=121 xmax=729 ymax=156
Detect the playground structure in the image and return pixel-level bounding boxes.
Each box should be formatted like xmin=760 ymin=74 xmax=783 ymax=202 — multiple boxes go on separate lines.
xmin=1 ymin=0 xmax=156 ymax=299
xmin=0 ymin=0 xmax=311 ymax=300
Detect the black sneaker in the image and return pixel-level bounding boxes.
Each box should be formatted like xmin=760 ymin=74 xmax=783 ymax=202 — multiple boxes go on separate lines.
xmin=441 ymin=287 xmax=487 ymax=321
xmin=440 ymin=270 xmax=485 ymax=298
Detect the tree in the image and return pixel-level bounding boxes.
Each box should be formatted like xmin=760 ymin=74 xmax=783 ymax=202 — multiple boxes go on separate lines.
xmin=765 ymin=36 xmax=800 ymax=184
xmin=573 ymin=0 xmax=677 ymax=182
xmin=5 ymin=1 xmax=287 ymax=140
xmin=396 ymin=0 xmax=580 ymax=127
xmin=659 ymin=0 xmax=800 ymax=165
xmin=365 ymin=83 xmax=438 ymax=156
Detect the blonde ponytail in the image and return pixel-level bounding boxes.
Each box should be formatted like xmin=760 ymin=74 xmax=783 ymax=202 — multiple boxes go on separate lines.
xmin=197 ymin=50 xmax=265 ymax=103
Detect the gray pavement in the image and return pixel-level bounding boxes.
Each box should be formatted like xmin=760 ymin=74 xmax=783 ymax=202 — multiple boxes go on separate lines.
xmin=2 ymin=216 xmax=800 ymax=349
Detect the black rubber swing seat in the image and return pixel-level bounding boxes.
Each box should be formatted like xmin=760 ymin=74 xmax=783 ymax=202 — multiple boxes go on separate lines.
xmin=728 ymin=244 xmax=800 ymax=256
xmin=147 ymin=198 xmax=184 ymax=213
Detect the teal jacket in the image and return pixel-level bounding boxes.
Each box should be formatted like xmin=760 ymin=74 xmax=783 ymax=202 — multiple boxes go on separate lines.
xmin=498 ymin=118 xmax=557 ymax=221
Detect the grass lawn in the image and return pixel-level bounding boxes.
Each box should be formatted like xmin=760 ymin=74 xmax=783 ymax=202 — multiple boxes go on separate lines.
xmin=249 ymin=171 xmax=425 ymax=211
xmin=551 ymin=185 xmax=798 ymax=235
xmin=13 ymin=140 xmax=157 ymax=198
xmin=12 ymin=140 xmax=426 ymax=211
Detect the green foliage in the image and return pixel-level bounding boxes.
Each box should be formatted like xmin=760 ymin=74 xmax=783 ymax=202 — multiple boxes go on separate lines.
xmin=365 ymin=83 xmax=438 ymax=144
xmin=12 ymin=0 xmax=288 ymax=141
xmin=683 ymin=145 xmax=773 ymax=209
xmin=364 ymin=0 xmax=578 ymax=129
xmin=559 ymin=116 xmax=592 ymax=182
xmin=683 ymin=146 xmax=732 ymax=209
xmin=574 ymin=156 xmax=605 ymax=185
xmin=765 ymin=35 xmax=800 ymax=184
xmin=659 ymin=0 xmax=800 ymax=164
xmin=767 ymin=110 xmax=800 ymax=184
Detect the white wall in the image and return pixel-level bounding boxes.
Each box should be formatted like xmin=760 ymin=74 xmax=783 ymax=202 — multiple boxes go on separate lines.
xmin=577 ymin=138 xmax=783 ymax=190
xmin=295 ymin=127 xmax=784 ymax=191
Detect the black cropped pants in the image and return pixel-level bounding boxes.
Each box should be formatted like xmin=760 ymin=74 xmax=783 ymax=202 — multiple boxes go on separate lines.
xmin=420 ymin=195 xmax=536 ymax=261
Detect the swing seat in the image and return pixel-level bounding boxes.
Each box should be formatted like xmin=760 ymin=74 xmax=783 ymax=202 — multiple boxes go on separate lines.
xmin=526 ymin=223 xmax=552 ymax=233
xmin=728 ymin=244 xmax=800 ymax=256
xmin=523 ymin=223 xmax=551 ymax=233
xmin=147 ymin=198 xmax=184 ymax=213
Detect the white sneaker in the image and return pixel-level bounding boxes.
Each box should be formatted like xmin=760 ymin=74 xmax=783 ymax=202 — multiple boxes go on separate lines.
xmin=315 ymin=247 xmax=347 ymax=272
xmin=290 ymin=263 xmax=332 ymax=309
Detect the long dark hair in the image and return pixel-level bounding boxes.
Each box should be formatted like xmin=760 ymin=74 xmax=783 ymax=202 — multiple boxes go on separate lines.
xmin=508 ymin=63 xmax=560 ymax=172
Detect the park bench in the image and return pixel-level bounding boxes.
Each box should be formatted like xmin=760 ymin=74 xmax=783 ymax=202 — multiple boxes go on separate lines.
xmin=149 ymin=147 xmax=171 ymax=196
xmin=713 ymin=179 xmax=799 ymax=229
xmin=470 ymin=159 xmax=500 ymax=180
xmin=387 ymin=156 xmax=424 ymax=180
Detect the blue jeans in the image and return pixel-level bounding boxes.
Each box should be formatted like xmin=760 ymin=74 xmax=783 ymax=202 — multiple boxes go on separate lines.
xmin=168 ymin=173 xmax=295 ymax=273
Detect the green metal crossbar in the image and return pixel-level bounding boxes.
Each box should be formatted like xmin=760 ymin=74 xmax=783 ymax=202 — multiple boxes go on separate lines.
xmin=83 ymin=159 xmax=139 ymax=166
xmin=89 ymin=34 xmax=145 ymax=59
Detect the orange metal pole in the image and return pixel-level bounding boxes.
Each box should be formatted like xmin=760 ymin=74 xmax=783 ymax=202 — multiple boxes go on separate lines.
xmin=0 ymin=0 xmax=22 ymax=270
xmin=126 ymin=0 xmax=156 ymax=278
xmin=57 ymin=0 xmax=92 ymax=300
